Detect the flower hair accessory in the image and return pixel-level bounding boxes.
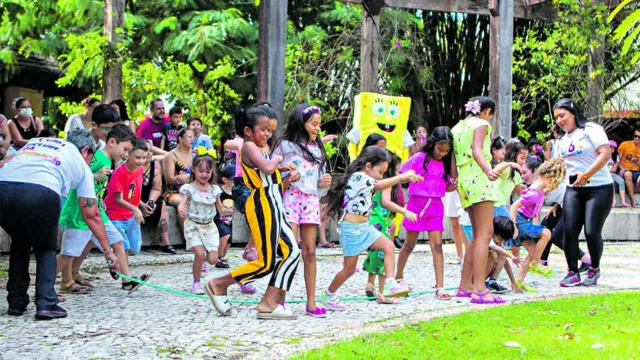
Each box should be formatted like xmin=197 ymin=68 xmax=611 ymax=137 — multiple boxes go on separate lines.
xmin=464 ymin=100 xmax=481 ymax=115
xmin=197 ymin=146 xmax=217 ymax=159
xmin=302 ymin=106 xmax=321 ymax=116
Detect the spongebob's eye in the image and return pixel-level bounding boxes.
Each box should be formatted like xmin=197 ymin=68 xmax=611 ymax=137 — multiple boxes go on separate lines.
xmin=388 ymin=104 xmax=400 ymax=118
xmin=372 ymin=101 xmax=386 ymax=116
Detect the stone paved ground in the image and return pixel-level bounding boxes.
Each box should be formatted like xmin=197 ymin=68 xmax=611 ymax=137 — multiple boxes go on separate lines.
xmin=0 ymin=243 xmax=639 ymax=360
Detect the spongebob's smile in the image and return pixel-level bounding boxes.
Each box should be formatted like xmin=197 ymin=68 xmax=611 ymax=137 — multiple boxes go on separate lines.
xmin=377 ymin=123 xmax=396 ymax=133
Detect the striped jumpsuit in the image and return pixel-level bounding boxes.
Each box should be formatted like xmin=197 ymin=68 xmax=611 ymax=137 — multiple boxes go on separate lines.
xmin=230 ymin=151 xmax=301 ymax=291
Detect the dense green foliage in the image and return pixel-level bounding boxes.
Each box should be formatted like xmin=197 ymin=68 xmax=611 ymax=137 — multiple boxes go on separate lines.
xmin=1 ymin=0 xmax=639 ymax=150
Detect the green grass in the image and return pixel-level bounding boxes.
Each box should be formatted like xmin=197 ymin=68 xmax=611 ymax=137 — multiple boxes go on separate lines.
xmin=295 ymin=291 xmax=640 ymax=360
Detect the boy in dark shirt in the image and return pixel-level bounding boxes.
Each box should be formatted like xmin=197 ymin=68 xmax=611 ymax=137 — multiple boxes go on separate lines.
xmin=161 ymin=106 xmax=184 ymax=152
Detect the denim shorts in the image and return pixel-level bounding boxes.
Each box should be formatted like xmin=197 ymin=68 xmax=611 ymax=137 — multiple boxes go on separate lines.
xmin=514 ymin=212 xmax=545 ymax=246
xmin=111 ymin=217 xmax=142 ymax=255
xmin=61 ymin=221 xmax=123 ymax=257
xmin=339 ymin=221 xmax=384 ymax=256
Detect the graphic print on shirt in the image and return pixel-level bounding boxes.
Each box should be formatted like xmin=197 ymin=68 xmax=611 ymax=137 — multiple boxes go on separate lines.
xmin=128 ymin=183 xmax=136 ymax=199
xmin=559 ymin=138 xmax=585 ymax=158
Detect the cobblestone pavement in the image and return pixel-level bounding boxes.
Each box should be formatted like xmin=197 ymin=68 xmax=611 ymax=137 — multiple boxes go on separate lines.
xmin=1 ymin=243 xmax=639 ymax=360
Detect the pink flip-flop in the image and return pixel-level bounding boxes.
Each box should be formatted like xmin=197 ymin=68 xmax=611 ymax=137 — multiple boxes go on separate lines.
xmin=455 ymin=287 xmax=472 ymax=298
xmin=470 ymin=290 xmax=505 ymax=304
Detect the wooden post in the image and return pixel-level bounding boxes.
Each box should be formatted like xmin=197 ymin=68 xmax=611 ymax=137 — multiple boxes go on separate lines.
xmin=360 ymin=6 xmax=381 ymax=92
xmin=489 ymin=0 xmax=514 ymax=139
xmin=102 ymin=0 xmax=125 ymax=102
xmin=257 ymin=0 xmax=288 ymax=135
xmin=585 ymin=0 xmax=605 ymax=121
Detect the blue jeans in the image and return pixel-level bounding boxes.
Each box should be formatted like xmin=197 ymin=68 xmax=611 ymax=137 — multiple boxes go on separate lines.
xmin=112 ymin=217 xmax=142 ymax=255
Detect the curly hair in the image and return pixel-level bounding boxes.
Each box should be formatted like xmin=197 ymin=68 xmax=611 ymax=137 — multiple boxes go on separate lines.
xmin=537 ymin=158 xmax=566 ymax=193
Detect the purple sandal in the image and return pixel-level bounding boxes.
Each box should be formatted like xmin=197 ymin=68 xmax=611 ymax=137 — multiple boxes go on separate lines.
xmin=470 ymin=290 xmax=505 ymax=304
xmin=455 ymin=287 xmax=472 ymax=298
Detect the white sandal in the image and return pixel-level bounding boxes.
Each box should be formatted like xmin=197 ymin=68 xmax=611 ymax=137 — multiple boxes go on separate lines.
xmin=205 ymin=281 xmax=232 ymax=316
xmin=257 ymin=304 xmax=297 ymax=320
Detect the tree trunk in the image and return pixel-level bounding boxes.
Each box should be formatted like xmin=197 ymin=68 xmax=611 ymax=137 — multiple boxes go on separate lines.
xmin=257 ymin=0 xmax=288 ymax=135
xmin=360 ymin=9 xmax=380 ymax=93
xmin=585 ymin=41 xmax=605 ymax=121
xmin=102 ymin=0 xmax=125 ymax=102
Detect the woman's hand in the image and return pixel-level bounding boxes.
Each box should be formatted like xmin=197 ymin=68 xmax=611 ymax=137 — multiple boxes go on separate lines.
xmin=485 ymin=168 xmax=500 ymax=181
xmin=403 ymin=210 xmax=418 ymax=223
xmin=573 ymin=173 xmax=589 ymax=187
xmin=139 ymin=202 xmax=154 ymax=217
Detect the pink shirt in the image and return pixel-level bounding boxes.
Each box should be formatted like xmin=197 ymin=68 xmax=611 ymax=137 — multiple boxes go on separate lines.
xmin=136 ymin=117 xmax=170 ymax=148
xmin=400 ymin=152 xmax=449 ymax=198
xmin=518 ymin=188 xmax=545 ymax=219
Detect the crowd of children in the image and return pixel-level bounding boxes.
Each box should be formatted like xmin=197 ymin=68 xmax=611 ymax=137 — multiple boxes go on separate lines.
xmin=0 ymin=93 xmax=619 ymax=321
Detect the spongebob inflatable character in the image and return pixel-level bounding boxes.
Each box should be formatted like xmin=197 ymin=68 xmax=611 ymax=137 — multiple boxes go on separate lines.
xmin=346 ymin=93 xmax=414 ymax=162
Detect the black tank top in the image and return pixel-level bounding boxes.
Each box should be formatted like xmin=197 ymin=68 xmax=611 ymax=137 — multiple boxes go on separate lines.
xmin=141 ymin=160 xmax=156 ymax=201
xmin=12 ymin=117 xmax=37 ymax=149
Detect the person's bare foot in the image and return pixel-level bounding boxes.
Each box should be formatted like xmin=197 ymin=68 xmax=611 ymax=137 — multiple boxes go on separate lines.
xmin=208 ymin=278 xmax=228 ymax=296
xmin=256 ymin=301 xmax=276 ymax=313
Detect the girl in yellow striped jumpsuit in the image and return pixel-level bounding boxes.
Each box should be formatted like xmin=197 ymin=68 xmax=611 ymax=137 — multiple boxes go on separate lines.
xmin=205 ymin=107 xmax=301 ymax=320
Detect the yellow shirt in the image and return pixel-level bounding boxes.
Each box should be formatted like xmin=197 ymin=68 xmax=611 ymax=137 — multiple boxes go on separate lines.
xmin=618 ymin=141 xmax=640 ymax=171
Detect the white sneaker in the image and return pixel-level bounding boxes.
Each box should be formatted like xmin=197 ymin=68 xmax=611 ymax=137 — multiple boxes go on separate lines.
xmin=191 ymin=281 xmax=205 ymax=295
xmin=383 ymin=278 xmax=410 ymax=298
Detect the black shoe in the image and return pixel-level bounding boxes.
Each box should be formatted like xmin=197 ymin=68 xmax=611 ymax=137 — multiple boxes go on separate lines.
xmin=486 ymin=281 xmax=509 ymax=294
xmin=8 ymin=307 xmax=27 ymax=316
xmin=578 ymin=262 xmax=591 ymax=273
xmin=393 ymin=236 xmax=404 ymax=250
xmin=215 ymin=258 xmax=230 ymax=269
xmin=35 ymin=305 xmax=67 ymax=320
xmin=161 ymin=245 xmax=177 ymax=255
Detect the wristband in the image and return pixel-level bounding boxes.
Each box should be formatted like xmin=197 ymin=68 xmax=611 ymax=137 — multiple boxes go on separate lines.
xmin=582 ymin=173 xmax=590 ymax=183
xmin=103 ymin=247 xmax=113 ymax=254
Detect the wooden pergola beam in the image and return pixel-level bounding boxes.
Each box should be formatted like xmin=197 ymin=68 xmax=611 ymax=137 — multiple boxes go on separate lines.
xmin=342 ymin=0 xmax=557 ymax=20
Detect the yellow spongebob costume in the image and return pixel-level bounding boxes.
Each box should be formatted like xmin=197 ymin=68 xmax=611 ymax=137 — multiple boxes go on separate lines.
xmin=346 ymin=93 xmax=414 ymax=162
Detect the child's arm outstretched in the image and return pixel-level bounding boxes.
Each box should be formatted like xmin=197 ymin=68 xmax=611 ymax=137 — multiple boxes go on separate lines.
xmin=489 ymin=244 xmax=522 ymax=266
xmin=373 ymin=170 xmax=423 ymax=191
xmin=504 ymin=261 xmax=523 ymax=293
xmin=241 ymin=142 xmax=283 ymax=175
xmin=380 ymin=187 xmax=417 ymax=222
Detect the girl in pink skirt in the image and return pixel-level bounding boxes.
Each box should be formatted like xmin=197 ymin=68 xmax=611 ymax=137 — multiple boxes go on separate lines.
xmin=395 ymin=126 xmax=457 ymax=300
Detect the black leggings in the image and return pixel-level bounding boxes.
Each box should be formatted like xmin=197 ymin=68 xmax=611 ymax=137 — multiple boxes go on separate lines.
xmin=541 ymin=206 xmax=585 ymax=262
xmin=562 ymin=184 xmax=613 ymax=272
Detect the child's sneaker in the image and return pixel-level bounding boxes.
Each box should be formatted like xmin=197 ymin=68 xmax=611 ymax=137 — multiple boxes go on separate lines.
xmin=383 ymin=278 xmax=410 ymax=298
xmin=239 ymin=283 xmax=256 ymax=294
xmin=191 ymin=281 xmax=205 ymax=295
xmin=559 ymin=271 xmax=582 ymax=287
xmin=318 ymin=292 xmax=345 ymax=311
xmin=201 ymin=263 xmax=208 ymax=274
xmin=486 ymin=280 xmax=508 ymax=294
xmin=582 ymin=267 xmax=600 ymax=286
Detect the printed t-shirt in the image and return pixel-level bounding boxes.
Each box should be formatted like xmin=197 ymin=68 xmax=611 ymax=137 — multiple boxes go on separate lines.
xmin=214 ymin=186 xmax=234 ymax=225
xmin=163 ymin=123 xmax=185 ymax=152
xmin=60 ymin=149 xmax=112 ymax=229
xmin=272 ymin=140 xmax=325 ymax=195
xmin=399 ymin=152 xmax=449 ymax=198
xmin=617 ymin=141 xmax=640 ymax=171
xmin=104 ymin=163 xmax=143 ymax=221
xmin=179 ymin=183 xmax=221 ymax=224
xmin=0 ymin=137 xmax=95 ymax=198
xmin=344 ymin=172 xmax=377 ymax=217
xmin=136 ymin=117 xmax=170 ymax=148
xmin=555 ymin=123 xmax=612 ymax=187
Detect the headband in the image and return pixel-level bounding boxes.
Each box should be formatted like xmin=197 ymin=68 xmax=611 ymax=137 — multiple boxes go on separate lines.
xmin=197 ymin=146 xmax=217 ymax=159
xmin=302 ymin=106 xmax=321 ymax=116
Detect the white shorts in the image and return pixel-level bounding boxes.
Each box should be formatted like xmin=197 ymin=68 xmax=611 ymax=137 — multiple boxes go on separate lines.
xmin=184 ymin=218 xmax=220 ymax=252
xmin=443 ymin=191 xmax=462 ymax=218
xmin=60 ymin=221 xmax=123 ymax=257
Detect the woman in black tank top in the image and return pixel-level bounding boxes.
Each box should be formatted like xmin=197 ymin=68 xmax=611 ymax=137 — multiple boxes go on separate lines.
xmin=141 ymin=145 xmax=177 ymax=254
xmin=8 ymin=97 xmax=43 ymax=150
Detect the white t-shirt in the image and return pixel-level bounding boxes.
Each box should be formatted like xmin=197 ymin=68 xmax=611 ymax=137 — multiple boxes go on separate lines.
xmin=272 ymin=140 xmax=325 ymax=195
xmin=555 ymin=123 xmax=613 ymax=187
xmin=64 ymin=113 xmax=90 ymax=135
xmin=545 ymin=182 xmax=566 ymax=208
xmin=0 ymin=137 xmax=95 ymax=198
xmin=346 ymin=128 xmax=415 ymax=148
